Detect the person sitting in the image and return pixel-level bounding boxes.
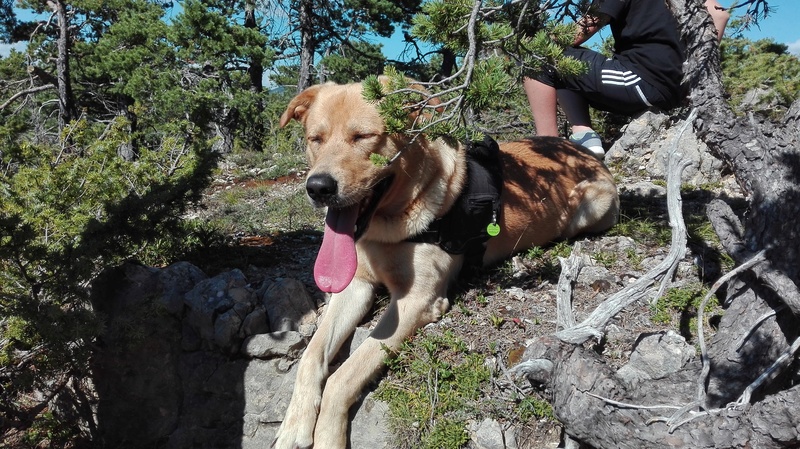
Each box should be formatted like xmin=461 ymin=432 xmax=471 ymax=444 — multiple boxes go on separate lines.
xmin=524 ymin=0 xmax=729 ymax=158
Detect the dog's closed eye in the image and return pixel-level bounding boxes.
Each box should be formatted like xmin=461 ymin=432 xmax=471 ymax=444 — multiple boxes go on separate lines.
xmin=352 ymin=133 xmax=377 ymax=142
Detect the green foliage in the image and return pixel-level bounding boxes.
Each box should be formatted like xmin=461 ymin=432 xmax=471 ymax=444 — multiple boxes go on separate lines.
xmin=377 ymin=330 xmax=490 ymax=449
xmin=608 ymin=212 xmax=671 ymax=247
xmin=0 ymin=0 xmax=266 ymax=440
xmin=370 ymin=152 xmax=392 ymax=167
xmin=651 ymin=285 xmax=720 ymax=338
xmin=320 ymin=40 xmax=387 ymax=83
xmin=0 ymin=119 xmax=217 ymax=441
xmin=21 ymin=410 xmax=79 ymax=448
xmin=593 ymin=250 xmax=617 ymax=268
xmin=365 ymin=0 xmax=589 ymax=141
xmin=521 ymin=241 xmax=574 ymax=281
xmin=516 ymin=395 xmax=554 ymax=421
xmin=363 ymin=69 xmax=414 ymax=134
xmin=720 ymin=33 xmax=800 ymax=114
xmin=465 ymin=58 xmax=515 ymax=111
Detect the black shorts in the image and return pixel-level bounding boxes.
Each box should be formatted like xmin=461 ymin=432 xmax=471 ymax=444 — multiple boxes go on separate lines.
xmin=535 ymin=46 xmax=672 ymax=114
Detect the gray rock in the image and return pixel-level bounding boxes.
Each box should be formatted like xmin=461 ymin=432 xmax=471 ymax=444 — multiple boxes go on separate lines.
xmin=623 ymin=180 xmax=667 ymax=198
xmin=349 ymin=395 xmax=391 ymax=449
xmin=242 ymin=331 xmax=306 ymax=359
xmin=576 ymin=265 xmax=617 ymax=287
xmin=158 ymin=261 xmax=209 ymax=315
xmin=184 ymin=269 xmax=251 ymax=350
xmin=616 ymin=330 xmax=696 ymax=387
xmin=261 ymin=278 xmax=318 ymax=332
xmin=469 ymin=417 xmax=517 ymax=449
xmin=606 ymin=110 xmax=724 ymax=186
xmin=215 ymin=307 xmax=245 ymax=353
xmin=240 ymin=359 xmax=391 ymax=449
xmin=89 ymin=262 xmax=202 ymax=447
xmin=242 ymin=306 xmax=270 ymax=336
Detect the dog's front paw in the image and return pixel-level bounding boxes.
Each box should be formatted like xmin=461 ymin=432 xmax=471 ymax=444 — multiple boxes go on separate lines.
xmin=272 ymin=398 xmax=319 ymax=449
xmin=273 ymin=421 xmax=314 ymax=449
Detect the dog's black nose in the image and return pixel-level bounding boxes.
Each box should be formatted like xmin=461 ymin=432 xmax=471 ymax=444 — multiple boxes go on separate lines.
xmin=306 ymin=173 xmax=338 ymax=202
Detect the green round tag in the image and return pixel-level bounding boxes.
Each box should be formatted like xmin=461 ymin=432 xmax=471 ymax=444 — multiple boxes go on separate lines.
xmin=486 ymin=223 xmax=500 ymax=237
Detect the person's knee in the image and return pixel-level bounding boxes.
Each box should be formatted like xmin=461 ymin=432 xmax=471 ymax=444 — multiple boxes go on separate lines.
xmin=705 ymin=0 xmax=730 ymax=40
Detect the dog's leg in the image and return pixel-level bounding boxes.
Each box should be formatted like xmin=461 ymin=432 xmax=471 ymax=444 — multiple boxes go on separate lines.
xmin=273 ymin=278 xmax=375 ymax=449
xmin=313 ymin=260 xmax=457 ymax=448
xmin=562 ymin=178 xmax=619 ymax=237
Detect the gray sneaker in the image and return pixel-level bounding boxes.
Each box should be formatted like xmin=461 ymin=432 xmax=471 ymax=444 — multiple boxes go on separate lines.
xmin=569 ymin=131 xmax=605 ymax=159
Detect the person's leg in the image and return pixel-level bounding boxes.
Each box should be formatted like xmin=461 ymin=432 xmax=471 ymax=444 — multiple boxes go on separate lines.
xmin=559 ymin=89 xmax=604 ymax=157
xmin=705 ymin=0 xmax=730 ymax=41
xmin=556 ymin=75 xmax=604 ymax=158
xmin=557 ymin=89 xmax=592 ymax=133
xmin=523 ymin=77 xmax=559 ymax=137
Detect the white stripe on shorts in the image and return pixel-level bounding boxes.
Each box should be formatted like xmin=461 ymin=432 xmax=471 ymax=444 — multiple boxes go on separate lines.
xmin=601 ymin=69 xmax=641 ymax=86
xmin=635 ymin=85 xmax=653 ymax=107
xmin=601 ymin=68 xmax=653 ymax=106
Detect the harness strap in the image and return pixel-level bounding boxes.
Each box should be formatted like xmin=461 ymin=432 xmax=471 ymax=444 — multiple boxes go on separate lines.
xmin=406 ymin=136 xmax=503 ymax=269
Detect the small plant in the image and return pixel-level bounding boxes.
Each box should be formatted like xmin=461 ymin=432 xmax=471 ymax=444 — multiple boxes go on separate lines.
xmin=651 ymin=284 xmax=720 ymax=338
xmin=525 ymin=246 xmax=546 ymax=260
xmin=370 ymin=153 xmax=392 ymax=167
xmin=516 ymin=395 xmax=555 ymax=421
xmin=593 ymin=250 xmax=617 ymax=268
xmin=377 ymin=330 xmax=491 ymax=449
xmin=624 ymin=247 xmax=644 ymax=270
xmin=609 ymin=213 xmax=671 ymax=246
xmin=522 ymin=241 xmax=573 ymax=281
xmin=489 ymin=314 xmax=505 ymax=329
xmin=550 ymin=241 xmax=573 ymax=258
xmin=686 ymin=212 xmax=721 ymax=247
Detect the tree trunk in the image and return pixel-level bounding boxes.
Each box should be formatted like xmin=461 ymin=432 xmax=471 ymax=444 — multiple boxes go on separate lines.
xmin=516 ymin=0 xmax=800 ymax=446
xmin=523 ymin=337 xmax=800 ymax=449
xmin=244 ymin=0 xmax=265 ymax=149
xmin=55 ymin=0 xmax=76 ymax=132
xmin=296 ymin=0 xmax=315 ymax=92
xmin=245 ymin=0 xmax=263 ymax=95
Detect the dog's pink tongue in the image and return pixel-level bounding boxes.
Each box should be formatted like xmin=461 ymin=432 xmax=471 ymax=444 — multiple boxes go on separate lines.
xmin=314 ymin=205 xmax=359 ymax=293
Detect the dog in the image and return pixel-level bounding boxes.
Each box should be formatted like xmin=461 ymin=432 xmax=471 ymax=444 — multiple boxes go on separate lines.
xmin=274 ymin=79 xmax=619 ymax=449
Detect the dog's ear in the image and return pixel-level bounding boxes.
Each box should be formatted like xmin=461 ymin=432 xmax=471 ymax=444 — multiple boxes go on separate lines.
xmin=377 ymin=76 xmax=443 ymax=122
xmin=279 ymin=84 xmax=324 ymax=128
xmin=407 ymin=82 xmax=443 ymax=122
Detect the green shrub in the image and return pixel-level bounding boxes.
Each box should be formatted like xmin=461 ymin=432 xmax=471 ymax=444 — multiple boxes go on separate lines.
xmin=376 ymin=330 xmax=490 ymax=449
xmin=0 ymin=116 xmax=216 ymax=442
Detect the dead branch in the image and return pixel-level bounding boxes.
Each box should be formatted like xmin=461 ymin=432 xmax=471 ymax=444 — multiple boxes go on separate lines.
xmin=555 ymin=242 xmax=584 ymax=330
xmin=554 ymin=109 xmax=697 ymax=344
xmin=730 ymin=335 xmax=800 ymax=405
xmin=0 ymin=84 xmax=56 ymax=111
xmin=695 ymin=249 xmax=767 ymax=402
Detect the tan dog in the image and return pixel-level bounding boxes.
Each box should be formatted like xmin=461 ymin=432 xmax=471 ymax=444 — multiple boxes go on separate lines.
xmin=274 ymin=80 xmax=619 ymax=449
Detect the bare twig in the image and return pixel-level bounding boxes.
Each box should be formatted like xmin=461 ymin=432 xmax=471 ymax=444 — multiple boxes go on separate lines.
xmin=736 ymin=306 xmax=784 ymax=351
xmin=584 ymin=391 xmax=684 ymax=411
xmin=556 ymin=242 xmax=584 ymax=331
xmin=0 ymin=84 xmax=56 ymax=111
xmin=730 ymin=335 xmax=800 ymax=406
xmin=695 ymin=249 xmax=767 ymax=404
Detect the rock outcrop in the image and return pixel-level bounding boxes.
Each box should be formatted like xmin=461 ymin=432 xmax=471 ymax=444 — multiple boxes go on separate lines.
xmin=90 ymin=262 xmax=389 ymax=448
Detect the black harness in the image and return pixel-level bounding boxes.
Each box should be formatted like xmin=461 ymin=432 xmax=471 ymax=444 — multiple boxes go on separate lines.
xmin=406 ymin=136 xmax=503 ymax=268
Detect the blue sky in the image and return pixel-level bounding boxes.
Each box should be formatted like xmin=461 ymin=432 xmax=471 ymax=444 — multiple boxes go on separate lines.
xmin=2 ymin=0 xmax=799 ymax=58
